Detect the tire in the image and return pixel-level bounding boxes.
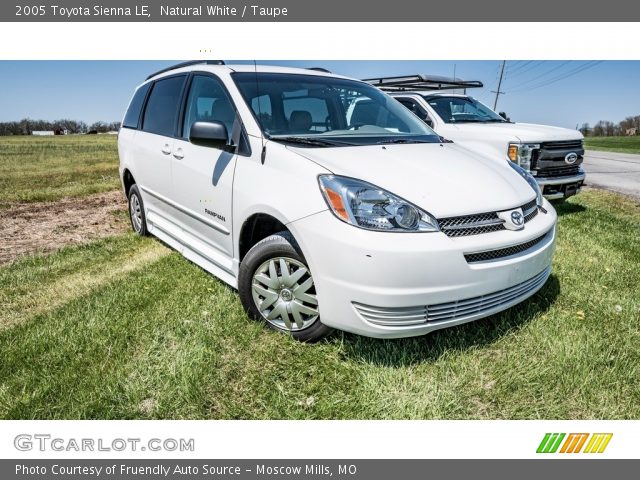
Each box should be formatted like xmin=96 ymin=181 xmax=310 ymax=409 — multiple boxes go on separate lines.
xmin=127 ymin=184 xmax=148 ymax=236
xmin=238 ymin=231 xmax=333 ymax=342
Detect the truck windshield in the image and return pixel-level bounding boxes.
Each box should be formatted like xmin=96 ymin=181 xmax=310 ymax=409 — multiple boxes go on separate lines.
xmin=232 ymin=72 xmax=441 ymax=146
xmin=424 ymin=96 xmax=507 ymax=124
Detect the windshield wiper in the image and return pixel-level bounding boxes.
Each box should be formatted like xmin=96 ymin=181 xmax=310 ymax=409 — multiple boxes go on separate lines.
xmin=454 ymin=119 xmax=505 ymax=123
xmin=270 ymin=136 xmax=354 ymax=147
xmin=375 ymin=138 xmax=432 ymax=145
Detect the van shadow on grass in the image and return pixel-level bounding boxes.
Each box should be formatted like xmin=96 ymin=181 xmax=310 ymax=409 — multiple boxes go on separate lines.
xmin=551 ymin=200 xmax=586 ymax=216
xmin=336 ymin=274 xmax=560 ymax=367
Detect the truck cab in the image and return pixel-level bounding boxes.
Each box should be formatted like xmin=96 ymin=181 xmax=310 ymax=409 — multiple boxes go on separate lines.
xmin=364 ymin=75 xmax=585 ymax=200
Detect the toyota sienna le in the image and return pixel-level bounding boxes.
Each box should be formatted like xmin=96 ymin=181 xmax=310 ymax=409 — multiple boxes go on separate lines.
xmin=118 ymin=61 xmax=557 ymax=341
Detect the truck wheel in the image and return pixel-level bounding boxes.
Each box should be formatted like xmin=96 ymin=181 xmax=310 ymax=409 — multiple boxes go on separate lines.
xmin=128 ymin=184 xmax=148 ymax=236
xmin=238 ymin=232 xmax=333 ymax=342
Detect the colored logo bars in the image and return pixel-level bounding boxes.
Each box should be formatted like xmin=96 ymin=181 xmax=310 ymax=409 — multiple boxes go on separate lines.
xmin=537 ymin=433 xmax=613 ymax=454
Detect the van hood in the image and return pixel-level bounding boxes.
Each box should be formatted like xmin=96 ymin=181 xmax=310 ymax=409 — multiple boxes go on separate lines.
xmin=287 ymin=142 xmax=535 ymax=218
xmin=446 ymin=122 xmax=583 ymax=143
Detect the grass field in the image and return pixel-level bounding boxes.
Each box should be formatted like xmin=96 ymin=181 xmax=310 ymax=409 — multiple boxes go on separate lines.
xmin=0 ymin=136 xmax=639 ymax=419
xmin=584 ymin=136 xmax=640 ymax=154
xmin=0 ymin=135 xmax=119 ymax=205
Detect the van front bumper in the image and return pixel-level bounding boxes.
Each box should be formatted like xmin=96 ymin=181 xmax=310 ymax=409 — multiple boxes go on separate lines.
xmin=288 ymin=200 xmax=557 ymax=338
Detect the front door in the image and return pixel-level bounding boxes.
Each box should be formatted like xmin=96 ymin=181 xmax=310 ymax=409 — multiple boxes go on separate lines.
xmin=171 ymin=74 xmax=239 ymax=274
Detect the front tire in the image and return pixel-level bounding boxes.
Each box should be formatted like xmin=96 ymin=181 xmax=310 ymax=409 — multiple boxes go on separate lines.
xmin=238 ymin=232 xmax=333 ymax=342
xmin=128 ymin=184 xmax=148 ymax=236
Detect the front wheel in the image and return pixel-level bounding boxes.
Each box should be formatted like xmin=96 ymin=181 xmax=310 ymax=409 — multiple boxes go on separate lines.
xmin=238 ymin=232 xmax=333 ymax=342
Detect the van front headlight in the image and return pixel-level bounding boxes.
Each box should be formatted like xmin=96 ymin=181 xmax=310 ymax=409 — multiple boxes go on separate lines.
xmin=318 ymin=175 xmax=439 ymax=232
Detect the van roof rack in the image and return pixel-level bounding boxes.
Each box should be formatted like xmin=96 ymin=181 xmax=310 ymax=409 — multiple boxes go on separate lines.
xmin=362 ymin=74 xmax=483 ymax=92
xmin=146 ymin=60 xmax=226 ymax=80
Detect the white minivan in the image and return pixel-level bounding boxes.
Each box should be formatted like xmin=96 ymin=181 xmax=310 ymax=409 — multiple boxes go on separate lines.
xmin=119 ymin=61 xmax=557 ymax=341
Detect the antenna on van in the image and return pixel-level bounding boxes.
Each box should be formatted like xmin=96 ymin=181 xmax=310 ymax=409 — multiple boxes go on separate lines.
xmin=254 ymin=60 xmax=267 ymax=164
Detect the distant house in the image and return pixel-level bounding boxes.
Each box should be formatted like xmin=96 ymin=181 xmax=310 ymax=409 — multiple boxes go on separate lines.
xmin=32 ymin=129 xmax=69 ymax=136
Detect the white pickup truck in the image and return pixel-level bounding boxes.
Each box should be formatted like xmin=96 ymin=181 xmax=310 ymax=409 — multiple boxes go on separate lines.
xmin=364 ymin=75 xmax=585 ymax=200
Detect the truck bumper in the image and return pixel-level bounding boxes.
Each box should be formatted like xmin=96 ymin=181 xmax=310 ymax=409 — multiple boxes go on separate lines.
xmin=537 ymin=170 xmax=586 ymax=200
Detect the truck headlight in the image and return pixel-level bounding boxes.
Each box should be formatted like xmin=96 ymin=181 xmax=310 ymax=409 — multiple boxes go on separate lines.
xmin=508 ymin=161 xmax=544 ymax=207
xmin=507 ymin=143 xmax=539 ymax=171
xmin=318 ymin=175 xmax=439 ymax=232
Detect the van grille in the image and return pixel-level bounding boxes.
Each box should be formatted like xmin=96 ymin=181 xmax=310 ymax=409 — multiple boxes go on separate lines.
xmin=438 ymin=199 xmax=538 ymax=237
xmin=464 ymin=230 xmax=551 ymax=263
xmin=353 ymin=267 xmax=551 ymax=326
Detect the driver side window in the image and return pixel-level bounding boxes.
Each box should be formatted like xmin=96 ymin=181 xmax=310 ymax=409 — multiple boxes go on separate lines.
xmin=398 ymin=98 xmax=430 ymax=122
xmin=183 ymin=75 xmax=236 ymax=140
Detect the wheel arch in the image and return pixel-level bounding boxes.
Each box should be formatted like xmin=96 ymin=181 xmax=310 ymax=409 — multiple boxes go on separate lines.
xmin=238 ymin=212 xmax=294 ymax=261
xmin=122 ymin=168 xmax=136 ymax=196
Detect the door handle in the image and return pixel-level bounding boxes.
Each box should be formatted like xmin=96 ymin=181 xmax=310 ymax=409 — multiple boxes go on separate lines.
xmin=173 ymin=148 xmax=184 ymax=160
xmin=161 ymin=144 xmax=171 ymax=155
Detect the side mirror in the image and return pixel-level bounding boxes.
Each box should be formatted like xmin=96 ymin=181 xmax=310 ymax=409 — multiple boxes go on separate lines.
xmin=499 ymin=112 xmax=510 ymax=121
xmin=189 ymin=121 xmax=231 ymax=150
xmin=425 ymin=118 xmax=434 ymax=128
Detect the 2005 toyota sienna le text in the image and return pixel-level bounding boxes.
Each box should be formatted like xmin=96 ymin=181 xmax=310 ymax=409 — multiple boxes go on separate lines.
xmin=118 ymin=61 xmax=557 ymax=341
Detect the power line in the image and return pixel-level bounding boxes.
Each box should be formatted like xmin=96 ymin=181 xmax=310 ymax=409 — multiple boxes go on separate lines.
xmin=505 ymin=61 xmax=572 ymax=91
xmin=505 ymin=60 xmax=534 ymax=75
xmin=508 ymin=61 xmax=603 ymax=93
xmin=504 ymin=60 xmax=546 ymax=79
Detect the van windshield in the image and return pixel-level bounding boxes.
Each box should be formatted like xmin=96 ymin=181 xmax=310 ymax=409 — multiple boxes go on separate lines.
xmin=424 ymin=95 xmax=507 ymax=124
xmin=232 ymin=72 xmax=440 ymax=146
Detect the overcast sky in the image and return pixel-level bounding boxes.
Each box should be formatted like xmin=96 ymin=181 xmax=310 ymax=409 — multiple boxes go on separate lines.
xmin=0 ymin=60 xmax=638 ymax=129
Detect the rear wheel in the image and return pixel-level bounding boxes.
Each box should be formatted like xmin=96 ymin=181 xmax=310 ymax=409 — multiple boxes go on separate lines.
xmin=238 ymin=232 xmax=333 ymax=342
xmin=128 ymin=184 xmax=148 ymax=236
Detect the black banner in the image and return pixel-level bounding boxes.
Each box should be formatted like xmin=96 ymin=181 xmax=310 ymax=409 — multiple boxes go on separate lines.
xmin=6 ymin=0 xmax=640 ymax=22
xmin=3 ymin=459 xmax=638 ymax=480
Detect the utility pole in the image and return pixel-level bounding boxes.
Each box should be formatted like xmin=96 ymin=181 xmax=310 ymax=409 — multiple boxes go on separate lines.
xmin=492 ymin=60 xmax=506 ymax=110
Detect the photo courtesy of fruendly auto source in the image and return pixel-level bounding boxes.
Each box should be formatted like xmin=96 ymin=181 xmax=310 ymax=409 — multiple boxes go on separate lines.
xmin=0 ymin=2 xmax=639 ymax=478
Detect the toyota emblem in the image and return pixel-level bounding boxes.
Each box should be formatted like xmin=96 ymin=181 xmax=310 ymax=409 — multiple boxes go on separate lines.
xmin=511 ymin=211 xmax=524 ymax=226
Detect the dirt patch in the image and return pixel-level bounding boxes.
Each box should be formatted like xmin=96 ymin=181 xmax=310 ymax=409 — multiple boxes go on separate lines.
xmin=0 ymin=190 xmax=128 ymax=264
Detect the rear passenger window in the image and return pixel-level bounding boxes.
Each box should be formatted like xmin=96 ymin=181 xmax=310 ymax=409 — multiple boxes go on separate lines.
xmin=122 ymin=82 xmax=151 ymax=129
xmin=142 ymin=76 xmax=186 ymax=137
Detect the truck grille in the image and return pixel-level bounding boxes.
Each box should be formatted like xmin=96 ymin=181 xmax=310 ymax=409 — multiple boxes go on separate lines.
xmin=532 ymin=139 xmax=584 ymax=178
xmin=439 ymin=199 xmax=538 ymax=237
xmin=540 ymin=140 xmax=583 ymax=150
xmin=353 ymin=267 xmax=551 ymax=326
xmin=535 ymin=165 xmax=580 ymax=178
xmin=464 ymin=229 xmax=551 ymax=263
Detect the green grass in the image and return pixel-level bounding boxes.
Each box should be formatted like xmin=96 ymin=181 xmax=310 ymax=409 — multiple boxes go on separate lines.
xmin=1 ymin=188 xmax=639 ymax=419
xmin=584 ymin=136 xmax=640 ymax=154
xmin=0 ymin=135 xmax=119 ymax=204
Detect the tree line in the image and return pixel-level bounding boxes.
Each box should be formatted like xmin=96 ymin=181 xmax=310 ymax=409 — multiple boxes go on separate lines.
xmin=0 ymin=119 xmax=121 ymax=136
xmin=579 ymin=115 xmax=640 ymax=136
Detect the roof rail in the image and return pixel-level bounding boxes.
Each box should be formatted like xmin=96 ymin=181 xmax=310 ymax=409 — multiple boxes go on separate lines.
xmin=363 ymin=74 xmax=483 ymax=92
xmin=146 ymin=60 xmax=226 ymax=80
xmin=306 ymin=67 xmax=332 ymax=73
